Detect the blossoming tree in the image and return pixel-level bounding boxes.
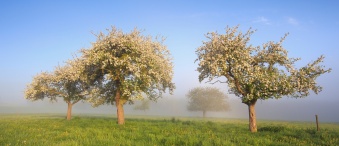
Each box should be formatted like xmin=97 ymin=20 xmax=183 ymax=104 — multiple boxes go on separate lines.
xmin=25 ymin=59 xmax=87 ymax=120
xmin=81 ymin=27 xmax=175 ymax=124
xmin=195 ymin=26 xmax=331 ymax=132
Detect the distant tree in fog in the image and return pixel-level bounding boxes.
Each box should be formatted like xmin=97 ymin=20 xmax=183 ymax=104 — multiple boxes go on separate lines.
xmin=133 ymin=99 xmax=150 ymax=112
xmin=195 ymin=25 xmax=331 ymax=132
xmin=80 ymin=26 xmax=175 ymax=125
xmin=24 ymin=59 xmax=87 ymax=120
xmin=186 ymin=87 xmax=230 ymax=118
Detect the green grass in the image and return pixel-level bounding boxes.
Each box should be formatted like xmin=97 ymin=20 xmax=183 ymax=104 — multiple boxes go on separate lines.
xmin=0 ymin=114 xmax=338 ymax=146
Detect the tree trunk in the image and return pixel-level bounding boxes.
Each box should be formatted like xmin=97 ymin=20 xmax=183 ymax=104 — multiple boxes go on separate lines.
xmin=247 ymin=100 xmax=257 ymax=132
xmin=115 ymin=89 xmax=125 ymax=125
xmin=66 ymin=102 xmax=72 ymax=120
xmin=203 ymin=110 xmax=206 ymax=118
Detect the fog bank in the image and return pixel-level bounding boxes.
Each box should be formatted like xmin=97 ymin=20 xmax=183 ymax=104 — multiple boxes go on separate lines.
xmin=1 ymin=96 xmax=338 ymax=123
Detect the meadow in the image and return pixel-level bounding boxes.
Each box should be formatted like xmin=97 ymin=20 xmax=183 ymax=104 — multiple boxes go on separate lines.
xmin=0 ymin=114 xmax=338 ymax=146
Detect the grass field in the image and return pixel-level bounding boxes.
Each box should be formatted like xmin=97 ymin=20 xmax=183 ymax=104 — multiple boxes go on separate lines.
xmin=0 ymin=114 xmax=338 ymax=146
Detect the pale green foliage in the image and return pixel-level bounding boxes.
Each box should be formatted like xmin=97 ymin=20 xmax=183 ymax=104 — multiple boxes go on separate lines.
xmin=186 ymin=87 xmax=230 ymax=112
xmin=195 ymin=26 xmax=331 ymax=104
xmin=24 ymin=59 xmax=87 ymax=104
xmin=81 ymin=26 xmax=175 ymax=107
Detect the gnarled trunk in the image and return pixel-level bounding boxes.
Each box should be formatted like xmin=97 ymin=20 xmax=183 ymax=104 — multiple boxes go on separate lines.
xmin=247 ymin=100 xmax=257 ymax=132
xmin=66 ymin=102 xmax=72 ymax=120
xmin=115 ymin=89 xmax=125 ymax=125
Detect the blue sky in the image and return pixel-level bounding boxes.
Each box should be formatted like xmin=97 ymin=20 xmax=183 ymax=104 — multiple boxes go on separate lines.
xmin=1 ymin=0 xmax=338 ymax=121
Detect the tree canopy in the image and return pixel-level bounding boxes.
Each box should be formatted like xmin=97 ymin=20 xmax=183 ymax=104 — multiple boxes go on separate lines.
xmin=24 ymin=59 xmax=87 ymax=120
xmin=195 ymin=25 xmax=331 ymax=132
xmin=80 ymin=27 xmax=175 ymax=124
xmin=186 ymin=87 xmax=230 ymax=118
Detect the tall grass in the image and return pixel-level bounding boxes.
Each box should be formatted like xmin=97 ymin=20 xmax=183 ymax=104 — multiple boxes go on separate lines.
xmin=0 ymin=114 xmax=338 ymax=145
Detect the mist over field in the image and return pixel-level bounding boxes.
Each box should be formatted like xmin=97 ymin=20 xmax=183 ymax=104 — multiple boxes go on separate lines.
xmin=1 ymin=94 xmax=337 ymax=122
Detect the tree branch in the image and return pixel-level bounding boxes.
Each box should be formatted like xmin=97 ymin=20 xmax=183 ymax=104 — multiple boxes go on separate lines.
xmin=209 ymin=80 xmax=227 ymax=84
xmin=72 ymin=99 xmax=81 ymax=105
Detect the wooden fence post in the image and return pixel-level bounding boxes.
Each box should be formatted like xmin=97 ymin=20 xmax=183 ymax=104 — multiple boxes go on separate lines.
xmin=315 ymin=115 xmax=319 ymax=131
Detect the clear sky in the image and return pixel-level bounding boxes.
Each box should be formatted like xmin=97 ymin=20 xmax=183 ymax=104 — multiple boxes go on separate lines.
xmin=1 ymin=0 xmax=338 ymax=121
